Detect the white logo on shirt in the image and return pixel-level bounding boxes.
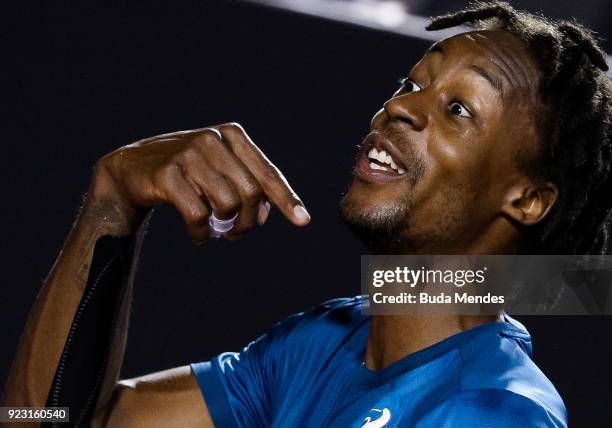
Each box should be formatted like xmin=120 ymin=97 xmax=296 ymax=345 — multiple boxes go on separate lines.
xmin=361 ymin=408 xmax=391 ymax=428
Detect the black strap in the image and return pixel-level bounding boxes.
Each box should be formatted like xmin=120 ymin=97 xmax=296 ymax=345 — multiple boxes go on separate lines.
xmin=43 ymin=235 xmax=136 ymax=427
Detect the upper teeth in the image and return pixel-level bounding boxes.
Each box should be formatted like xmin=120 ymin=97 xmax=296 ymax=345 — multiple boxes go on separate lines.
xmin=368 ymin=148 xmax=406 ymax=174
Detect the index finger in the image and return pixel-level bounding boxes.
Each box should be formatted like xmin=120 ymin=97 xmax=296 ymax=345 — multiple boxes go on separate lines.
xmin=216 ymin=123 xmax=311 ymax=226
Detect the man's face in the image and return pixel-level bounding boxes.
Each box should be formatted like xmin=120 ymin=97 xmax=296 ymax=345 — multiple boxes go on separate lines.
xmin=340 ymin=30 xmax=542 ymax=253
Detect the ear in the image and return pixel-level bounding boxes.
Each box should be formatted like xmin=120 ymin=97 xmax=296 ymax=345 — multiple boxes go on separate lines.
xmin=502 ymin=180 xmax=558 ymax=226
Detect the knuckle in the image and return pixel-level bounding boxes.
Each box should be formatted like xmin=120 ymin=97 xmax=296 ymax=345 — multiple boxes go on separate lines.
xmin=242 ymin=181 xmax=263 ymax=205
xmin=155 ymin=162 xmax=182 ymax=182
xmin=216 ymin=195 xmax=240 ymax=215
xmin=219 ymin=122 xmax=244 ymax=131
xmin=190 ymin=130 xmax=224 ymax=153
xmin=261 ymin=163 xmax=281 ymax=184
xmin=194 ymin=128 xmax=222 ymax=144
xmin=218 ymin=122 xmax=246 ymax=139
xmin=164 ymin=162 xmax=183 ymax=176
xmin=188 ymin=205 xmax=208 ymax=225
xmin=176 ymin=145 xmax=200 ymax=163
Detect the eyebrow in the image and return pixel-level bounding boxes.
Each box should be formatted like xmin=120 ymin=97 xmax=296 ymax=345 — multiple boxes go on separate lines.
xmin=469 ymin=65 xmax=504 ymax=95
xmin=425 ymin=43 xmax=505 ymax=95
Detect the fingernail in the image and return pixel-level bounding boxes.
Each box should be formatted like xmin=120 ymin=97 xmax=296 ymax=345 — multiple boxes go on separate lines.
xmin=258 ymin=201 xmax=271 ymax=225
xmin=293 ymin=205 xmax=311 ymax=225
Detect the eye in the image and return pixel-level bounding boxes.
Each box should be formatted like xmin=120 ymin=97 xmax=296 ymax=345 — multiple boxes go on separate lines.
xmin=398 ymin=78 xmax=422 ymax=93
xmin=449 ymin=101 xmax=472 ymax=118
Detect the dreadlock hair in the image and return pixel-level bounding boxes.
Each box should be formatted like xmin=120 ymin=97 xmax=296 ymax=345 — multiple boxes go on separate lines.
xmin=426 ymin=1 xmax=612 ymax=255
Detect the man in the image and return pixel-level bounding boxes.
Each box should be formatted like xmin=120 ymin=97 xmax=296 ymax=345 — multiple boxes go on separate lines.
xmin=3 ymin=1 xmax=611 ymax=426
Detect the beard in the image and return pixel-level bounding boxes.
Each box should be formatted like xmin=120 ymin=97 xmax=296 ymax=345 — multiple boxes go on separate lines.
xmin=339 ymin=193 xmax=412 ymax=253
xmin=339 ymin=143 xmax=425 ymax=253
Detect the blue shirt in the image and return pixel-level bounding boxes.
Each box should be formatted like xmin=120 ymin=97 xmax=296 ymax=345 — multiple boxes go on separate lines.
xmin=191 ymin=296 xmax=567 ymax=427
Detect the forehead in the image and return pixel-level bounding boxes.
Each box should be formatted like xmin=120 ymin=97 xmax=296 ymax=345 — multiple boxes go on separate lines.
xmin=423 ymin=30 xmax=541 ymax=97
xmin=418 ymin=30 xmax=545 ymax=161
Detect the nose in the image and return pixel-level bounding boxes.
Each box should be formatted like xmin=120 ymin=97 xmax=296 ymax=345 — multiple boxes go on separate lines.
xmin=371 ymin=93 xmax=428 ymax=131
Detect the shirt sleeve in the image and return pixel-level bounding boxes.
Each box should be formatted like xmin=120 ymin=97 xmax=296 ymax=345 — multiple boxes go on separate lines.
xmin=190 ymin=316 xmax=295 ymax=428
xmin=190 ymin=297 xmax=365 ymax=428
xmin=414 ymin=389 xmax=567 ymax=428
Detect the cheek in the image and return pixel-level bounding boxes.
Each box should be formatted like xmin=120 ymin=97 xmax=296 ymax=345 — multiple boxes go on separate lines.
xmin=422 ymin=126 xmax=484 ymax=183
xmin=410 ymin=124 xmax=497 ymax=214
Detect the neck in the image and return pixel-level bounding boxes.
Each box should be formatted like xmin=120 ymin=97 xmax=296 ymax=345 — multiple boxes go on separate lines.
xmin=365 ymin=313 xmax=501 ymax=370
xmin=390 ymin=216 xmax=524 ymax=255
xmin=363 ymin=219 xmax=519 ymax=370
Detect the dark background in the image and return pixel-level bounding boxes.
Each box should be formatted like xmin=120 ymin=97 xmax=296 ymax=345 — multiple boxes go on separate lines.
xmin=1 ymin=1 xmax=611 ymax=426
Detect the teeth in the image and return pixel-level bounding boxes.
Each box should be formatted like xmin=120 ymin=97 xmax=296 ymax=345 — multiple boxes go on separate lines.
xmin=369 ymin=162 xmax=389 ymax=171
xmin=367 ymin=146 xmax=404 ymax=173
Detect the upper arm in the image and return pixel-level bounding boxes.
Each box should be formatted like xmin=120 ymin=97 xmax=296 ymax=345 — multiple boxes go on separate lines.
xmin=99 ymin=308 xmax=300 ymax=428
xmin=94 ymin=366 xmax=214 ymax=428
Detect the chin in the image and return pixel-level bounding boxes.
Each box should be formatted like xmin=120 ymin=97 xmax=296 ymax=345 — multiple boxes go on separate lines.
xmin=338 ymin=189 xmax=410 ymax=251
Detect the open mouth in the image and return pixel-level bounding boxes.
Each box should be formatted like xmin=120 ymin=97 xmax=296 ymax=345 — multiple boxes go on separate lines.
xmin=367 ymin=147 xmax=406 ymax=175
xmin=353 ymin=133 xmax=411 ymax=183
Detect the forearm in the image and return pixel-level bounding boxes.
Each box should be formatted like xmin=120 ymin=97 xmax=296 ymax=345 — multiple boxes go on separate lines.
xmin=2 ymin=123 xmax=307 ymax=426
xmin=2 ymin=175 xmax=144 ymax=411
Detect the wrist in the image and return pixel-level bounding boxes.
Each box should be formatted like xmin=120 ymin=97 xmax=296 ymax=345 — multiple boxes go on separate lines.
xmin=84 ymin=165 xmax=148 ymax=236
